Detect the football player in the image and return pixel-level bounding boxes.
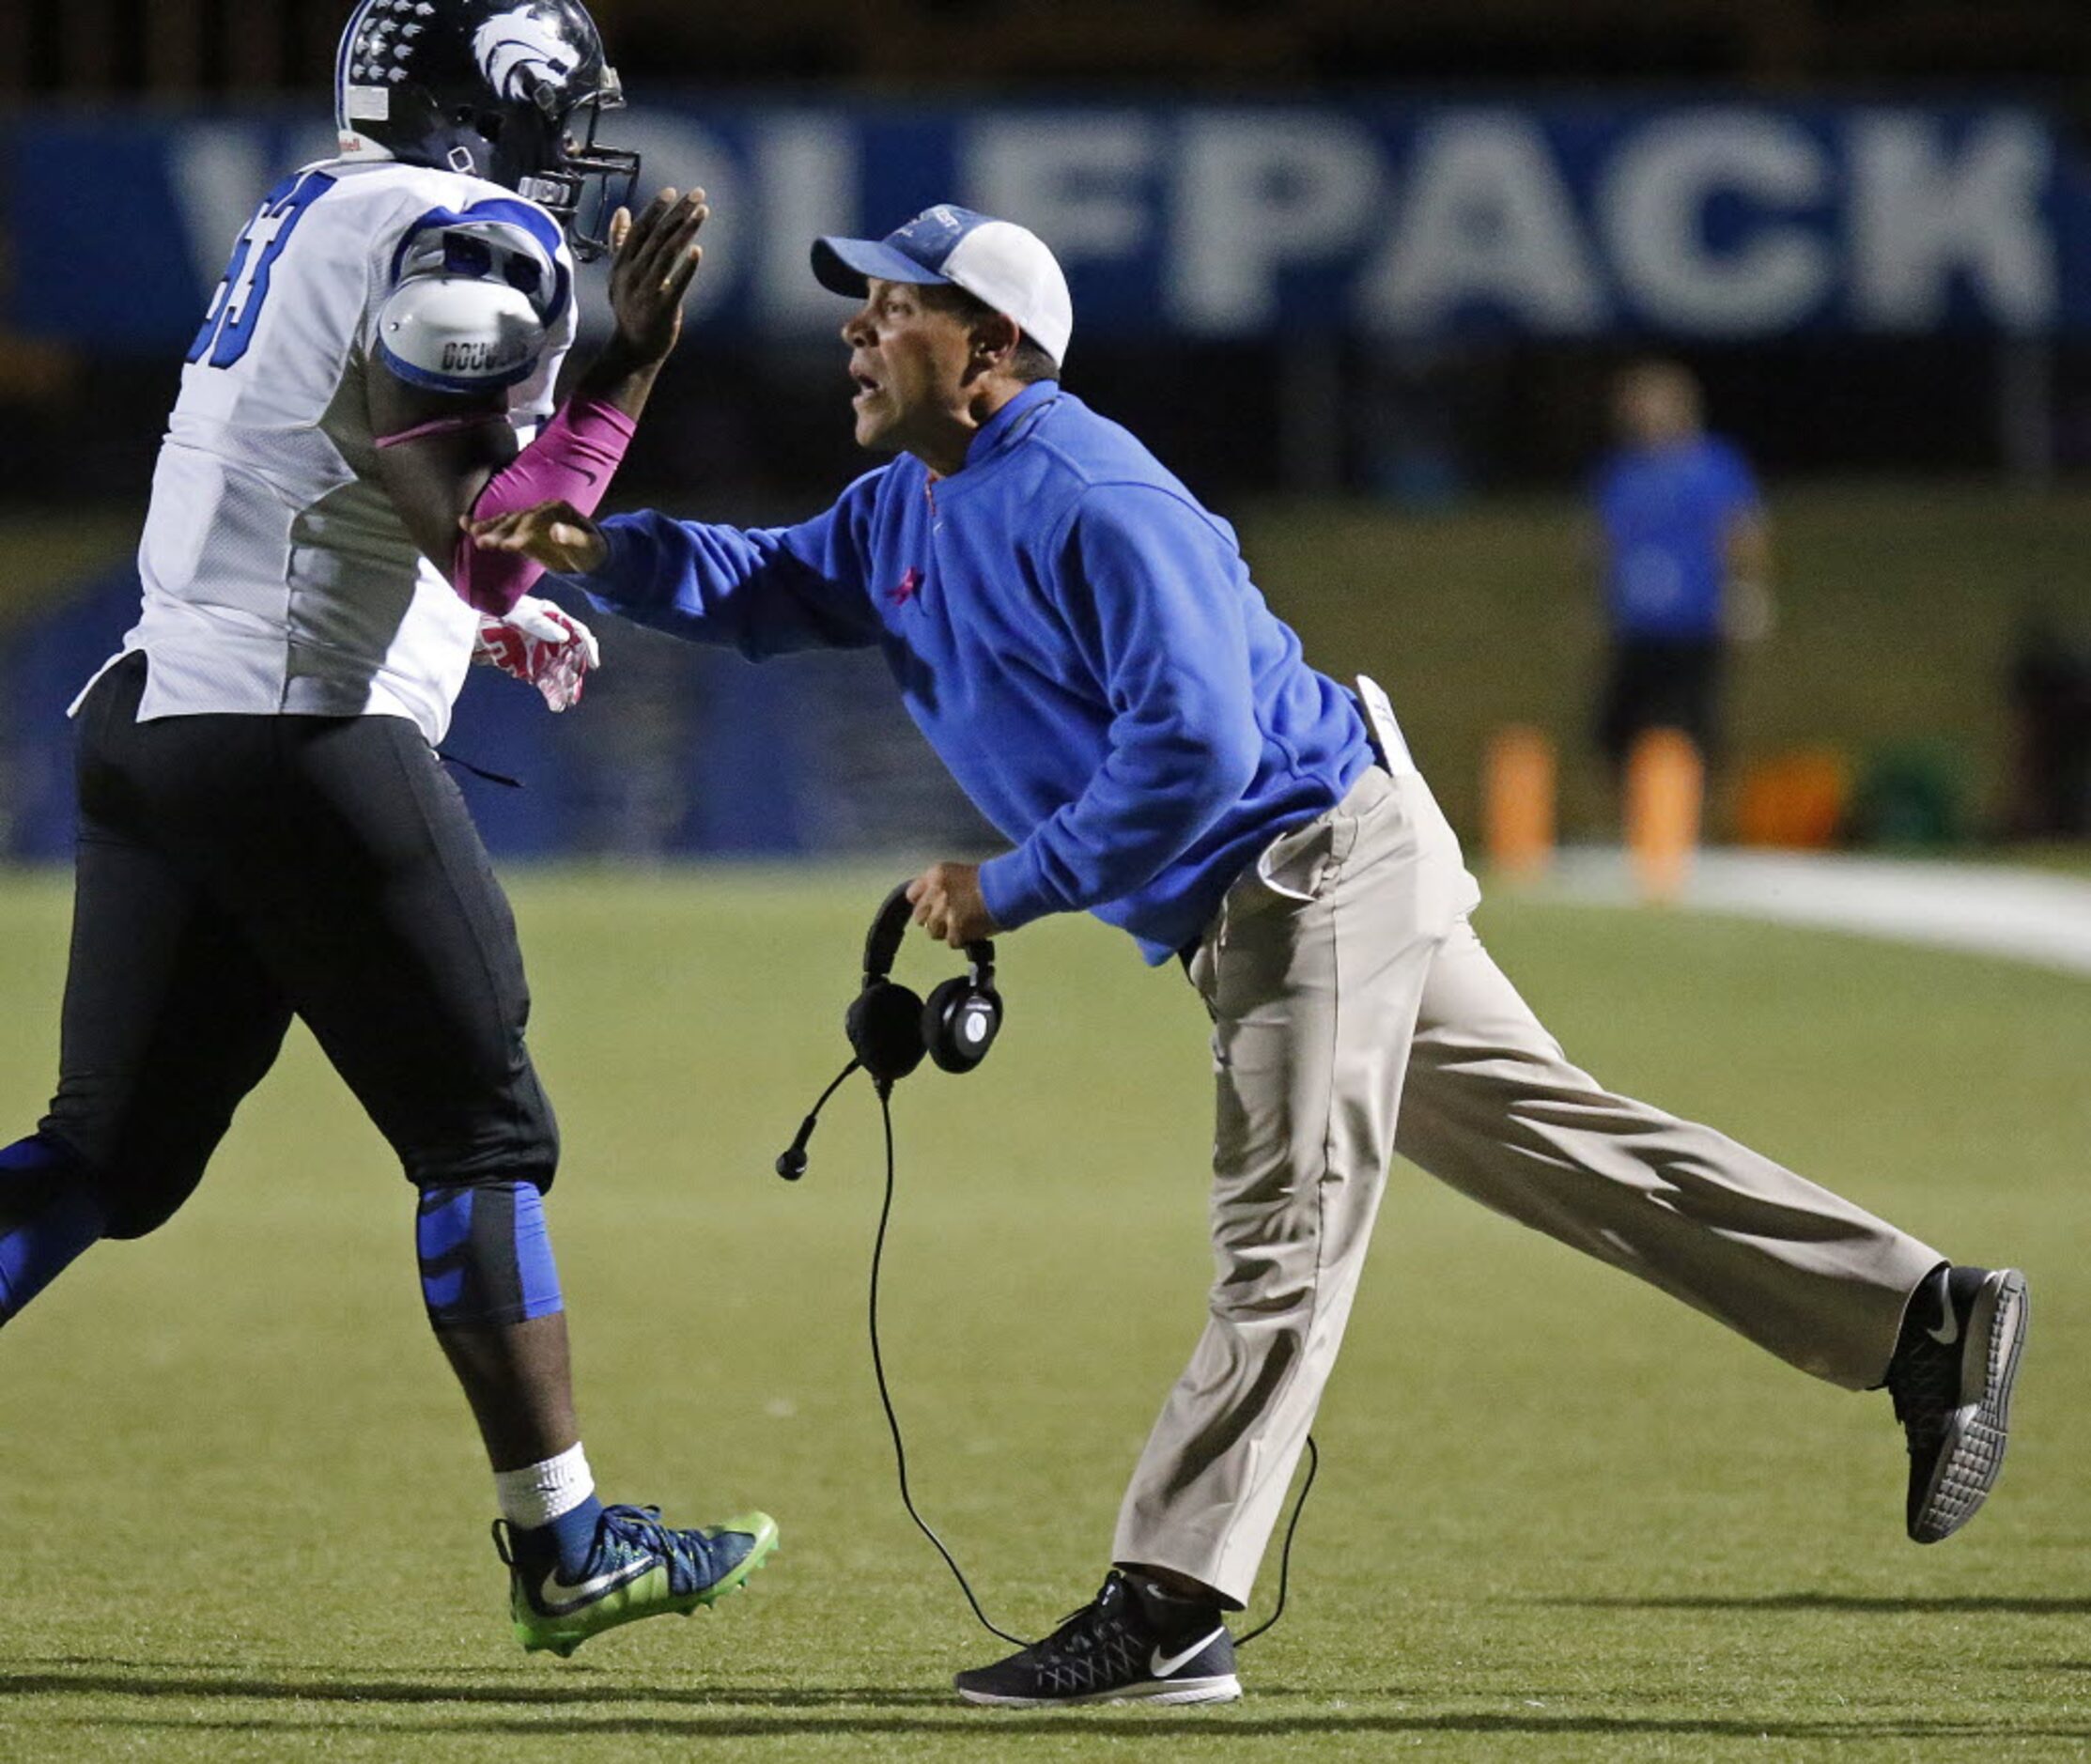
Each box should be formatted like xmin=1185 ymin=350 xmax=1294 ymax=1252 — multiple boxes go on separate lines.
xmin=0 ymin=0 xmax=775 ymax=1657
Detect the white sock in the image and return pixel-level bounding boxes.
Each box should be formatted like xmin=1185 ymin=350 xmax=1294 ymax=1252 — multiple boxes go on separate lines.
xmin=493 ymin=1442 xmax=596 ymax=1531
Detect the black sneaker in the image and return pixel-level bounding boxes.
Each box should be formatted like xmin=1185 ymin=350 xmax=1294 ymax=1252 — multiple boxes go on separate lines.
xmin=954 ymin=1570 xmax=1240 ymax=1708
xmin=1885 ymin=1264 xmax=2028 ymax=1543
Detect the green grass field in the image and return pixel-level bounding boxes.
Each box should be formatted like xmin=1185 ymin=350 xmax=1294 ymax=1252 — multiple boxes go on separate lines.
xmin=0 ymin=867 xmax=2083 ymax=1761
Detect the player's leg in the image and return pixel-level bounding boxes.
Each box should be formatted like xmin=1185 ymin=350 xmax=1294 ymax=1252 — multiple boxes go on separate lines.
xmin=414 ymin=1182 xmax=578 ymax=1468
xmin=958 ymin=767 xmax=1463 ymax=1707
xmin=1392 ymin=914 xmax=2024 ymax=1540
xmin=185 ymin=711 xmax=772 ymax=1652
xmin=1668 ymin=638 xmax=1724 ymax=773
xmin=142 ymin=704 xmax=576 ymax=1473
xmin=1595 ymin=636 xmax=1652 ymax=780
xmin=0 ymin=1135 xmax=102 ymax=1323
xmin=6 ymin=655 xmax=294 ymax=1324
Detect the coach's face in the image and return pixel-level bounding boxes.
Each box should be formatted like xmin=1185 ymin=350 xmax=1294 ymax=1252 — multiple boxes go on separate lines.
xmin=842 ymin=278 xmax=976 ymax=461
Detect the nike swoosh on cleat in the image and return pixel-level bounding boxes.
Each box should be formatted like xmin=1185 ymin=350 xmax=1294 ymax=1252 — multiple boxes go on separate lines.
xmin=537 ymin=1556 xmax=652 ymax=1613
xmin=1150 ymin=1628 xmax=1226 ymax=1679
xmin=1928 ymin=1310 xmax=1962 ymax=1347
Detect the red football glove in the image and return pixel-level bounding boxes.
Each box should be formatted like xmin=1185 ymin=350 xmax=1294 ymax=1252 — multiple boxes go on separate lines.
xmin=473 ymin=596 xmax=602 ymax=713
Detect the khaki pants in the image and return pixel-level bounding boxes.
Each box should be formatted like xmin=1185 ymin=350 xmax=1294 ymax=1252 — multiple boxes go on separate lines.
xmin=1111 ymin=766 xmax=1943 ymax=1608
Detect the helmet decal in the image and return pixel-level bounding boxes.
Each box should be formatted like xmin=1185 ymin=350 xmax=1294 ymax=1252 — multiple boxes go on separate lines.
xmin=472 ymin=9 xmax=578 ymax=102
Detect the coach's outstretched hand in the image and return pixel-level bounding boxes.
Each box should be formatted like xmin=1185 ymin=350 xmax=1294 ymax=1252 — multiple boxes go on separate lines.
xmin=465 ymin=501 xmax=609 ymax=576
xmin=604 ymin=187 xmax=709 ymax=367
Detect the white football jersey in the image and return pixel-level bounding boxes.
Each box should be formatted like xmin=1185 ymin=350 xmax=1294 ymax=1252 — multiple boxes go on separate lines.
xmin=94 ymin=157 xmax=577 ymax=744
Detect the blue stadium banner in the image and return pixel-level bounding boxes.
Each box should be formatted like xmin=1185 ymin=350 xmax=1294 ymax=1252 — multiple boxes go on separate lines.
xmin=8 ymin=99 xmax=2091 ymax=347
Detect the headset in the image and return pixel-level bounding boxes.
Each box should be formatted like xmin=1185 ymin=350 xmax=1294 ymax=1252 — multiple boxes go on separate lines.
xmin=848 ymin=883 xmax=1003 ymax=1084
xmin=772 ymin=880 xmax=1313 ymax=1651
xmin=776 ymin=883 xmax=1000 ymax=1181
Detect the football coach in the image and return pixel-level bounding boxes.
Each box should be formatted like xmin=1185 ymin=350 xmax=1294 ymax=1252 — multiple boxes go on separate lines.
xmin=468 ymin=205 xmax=2026 ymax=1709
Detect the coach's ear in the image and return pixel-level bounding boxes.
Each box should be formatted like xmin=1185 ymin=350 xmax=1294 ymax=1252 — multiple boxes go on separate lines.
xmin=969 ymin=309 xmax=1023 ymax=373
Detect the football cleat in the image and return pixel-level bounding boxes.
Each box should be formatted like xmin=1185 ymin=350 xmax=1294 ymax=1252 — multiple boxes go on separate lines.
xmin=1885 ymin=1264 xmax=2028 ymax=1544
xmin=494 ymin=1503 xmax=778 ymax=1656
xmin=954 ymin=1570 xmax=1241 ymax=1708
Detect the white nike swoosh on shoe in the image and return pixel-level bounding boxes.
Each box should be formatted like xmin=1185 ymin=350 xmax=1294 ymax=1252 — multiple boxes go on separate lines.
xmin=1928 ymin=1310 xmax=1962 ymax=1347
xmin=1150 ymin=1628 xmax=1226 ymax=1679
xmin=537 ymin=1556 xmax=651 ymax=1612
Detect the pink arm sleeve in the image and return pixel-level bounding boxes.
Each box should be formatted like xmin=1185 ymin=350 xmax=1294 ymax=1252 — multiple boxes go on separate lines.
xmin=447 ymin=395 xmax=638 ymax=616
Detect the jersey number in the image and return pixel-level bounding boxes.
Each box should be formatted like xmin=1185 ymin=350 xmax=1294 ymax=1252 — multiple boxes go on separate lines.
xmin=186 ymin=169 xmax=336 ymax=371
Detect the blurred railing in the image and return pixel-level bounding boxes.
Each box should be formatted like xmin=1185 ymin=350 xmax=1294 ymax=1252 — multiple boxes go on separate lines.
xmin=0 ymin=1 xmax=333 ymax=97
xmin=1 ymin=0 xmax=2087 ymax=97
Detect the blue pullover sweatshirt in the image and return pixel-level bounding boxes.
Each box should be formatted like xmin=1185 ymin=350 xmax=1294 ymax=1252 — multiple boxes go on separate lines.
xmin=568 ymin=381 xmax=1373 ymax=964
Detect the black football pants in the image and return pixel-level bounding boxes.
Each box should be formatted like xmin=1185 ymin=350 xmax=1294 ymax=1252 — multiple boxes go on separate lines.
xmin=39 ymin=652 xmax=557 ymax=1239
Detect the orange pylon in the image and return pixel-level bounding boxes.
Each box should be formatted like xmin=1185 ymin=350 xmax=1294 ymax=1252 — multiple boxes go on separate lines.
xmin=1484 ymin=725 xmax=1557 ymax=881
xmin=1626 ymin=727 xmax=1703 ymax=903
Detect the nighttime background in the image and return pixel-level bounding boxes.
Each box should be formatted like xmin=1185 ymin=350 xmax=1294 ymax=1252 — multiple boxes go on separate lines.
xmin=1 ymin=0 xmax=2088 ymax=850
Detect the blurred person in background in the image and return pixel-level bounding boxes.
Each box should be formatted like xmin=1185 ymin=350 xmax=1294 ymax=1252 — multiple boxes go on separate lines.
xmin=2006 ymin=611 xmax=2091 ymax=839
xmin=1590 ymin=361 xmax=1773 ymax=781
xmin=0 ymin=0 xmax=774 ymax=1661
xmin=475 ymin=205 xmax=2026 ymax=1711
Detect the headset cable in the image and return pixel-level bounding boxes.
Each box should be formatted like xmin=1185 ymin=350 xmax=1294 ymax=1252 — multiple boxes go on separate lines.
xmin=863 ymin=1082 xmax=1317 ymax=1650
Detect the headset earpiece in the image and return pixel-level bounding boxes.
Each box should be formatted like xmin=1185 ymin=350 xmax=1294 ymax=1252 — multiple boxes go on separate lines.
xmin=922 ymin=975 xmax=1001 ymax=1075
xmin=847 ymin=980 xmax=928 ymax=1083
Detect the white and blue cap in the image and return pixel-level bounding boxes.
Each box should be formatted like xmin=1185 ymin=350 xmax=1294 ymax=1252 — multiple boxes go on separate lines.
xmin=812 ymin=204 xmax=1073 ymax=368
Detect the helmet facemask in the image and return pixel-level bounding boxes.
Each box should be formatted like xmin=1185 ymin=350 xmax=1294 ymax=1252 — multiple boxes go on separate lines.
xmin=507 ymin=69 xmax=641 ymax=263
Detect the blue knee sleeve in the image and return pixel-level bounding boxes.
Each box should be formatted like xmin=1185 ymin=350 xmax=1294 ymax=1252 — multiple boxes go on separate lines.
xmin=0 ymin=1135 xmax=107 ymax=1323
xmin=416 ymin=1181 xmax=563 ymax=1328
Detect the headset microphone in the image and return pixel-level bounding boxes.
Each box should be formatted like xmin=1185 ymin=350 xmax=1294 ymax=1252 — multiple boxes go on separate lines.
xmin=774 ymin=1058 xmax=863 ymax=1181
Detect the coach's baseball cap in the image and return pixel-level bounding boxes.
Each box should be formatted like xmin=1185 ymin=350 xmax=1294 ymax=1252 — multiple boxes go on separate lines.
xmin=812 ymin=205 xmax=1073 ymax=367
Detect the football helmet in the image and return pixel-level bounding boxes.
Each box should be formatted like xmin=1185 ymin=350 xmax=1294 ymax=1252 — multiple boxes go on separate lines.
xmin=334 ymin=0 xmax=640 ymax=259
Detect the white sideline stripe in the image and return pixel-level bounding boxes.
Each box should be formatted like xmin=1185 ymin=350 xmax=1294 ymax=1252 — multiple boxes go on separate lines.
xmin=1544 ymin=849 xmax=2091 ymax=979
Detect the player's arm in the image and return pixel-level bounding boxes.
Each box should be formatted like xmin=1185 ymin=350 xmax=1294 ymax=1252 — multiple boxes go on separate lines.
xmin=366 ymin=372 xmax=516 ymax=568
xmin=368 ymin=348 xmax=601 ymax=710
xmin=367 ymin=190 xmax=707 ymax=604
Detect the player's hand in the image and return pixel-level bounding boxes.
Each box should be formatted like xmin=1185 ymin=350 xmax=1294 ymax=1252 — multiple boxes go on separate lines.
xmin=473 ymin=594 xmax=602 ymax=713
xmin=463 ymin=501 xmax=609 ymax=575
xmin=605 ymin=187 xmax=707 ymax=366
xmin=906 ymin=861 xmax=1000 ymax=948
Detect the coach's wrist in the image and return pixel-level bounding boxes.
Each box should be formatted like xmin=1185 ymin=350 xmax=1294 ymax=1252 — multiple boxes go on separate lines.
xmin=568 ymin=517 xmax=614 ymax=579
xmin=978 ymin=850 xmax=1048 ymax=934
